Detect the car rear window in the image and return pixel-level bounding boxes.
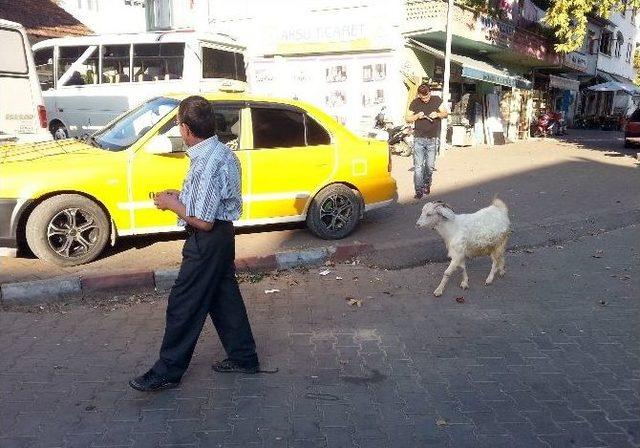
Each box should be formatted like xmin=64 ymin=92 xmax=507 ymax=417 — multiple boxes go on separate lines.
xmin=251 ymin=108 xmax=305 ymax=148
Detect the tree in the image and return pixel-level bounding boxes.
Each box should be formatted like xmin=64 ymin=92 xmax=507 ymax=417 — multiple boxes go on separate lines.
xmin=544 ymin=0 xmax=640 ymax=52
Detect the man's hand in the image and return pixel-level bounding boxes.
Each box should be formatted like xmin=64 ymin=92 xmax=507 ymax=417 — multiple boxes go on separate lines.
xmin=154 ymin=191 xmax=181 ymax=212
xmin=161 ymin=189 xmax=181 ymax=196
xmin=428 ymin=111 xmax=439 ymax=119
xmin=417 ymin=111 xmax=425 ymax=119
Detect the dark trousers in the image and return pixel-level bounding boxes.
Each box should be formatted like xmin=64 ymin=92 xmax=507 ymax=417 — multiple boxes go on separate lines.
xmin=152 ymin=221 xmax=258 ymax=381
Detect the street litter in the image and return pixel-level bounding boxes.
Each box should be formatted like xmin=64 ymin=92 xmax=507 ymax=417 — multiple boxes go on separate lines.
xmin=455 ymin=297 xmax=465 ymax=303
xmin=264 ymin=289 xmax=280 ymax=294
xmin=436 ymin=417 xmax=448 ymax=427
xmin=319 ymin=270 xmax=331 ymax=276
xmin=593 ymin=250 xmax=604 ymax=258
xmin=336 ymin=276 xmax=343 ymax=280
xmin=524 ymin=248 xmax=534 ymax=253
xmin=598 ymin=300 xmax=607 ymax=306
xmin=345 ymin=297 xmax=362 ymax=307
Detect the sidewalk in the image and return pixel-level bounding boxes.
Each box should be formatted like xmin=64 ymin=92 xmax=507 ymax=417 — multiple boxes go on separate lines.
xmin=1 ymin=225 xmax=638 ymax=447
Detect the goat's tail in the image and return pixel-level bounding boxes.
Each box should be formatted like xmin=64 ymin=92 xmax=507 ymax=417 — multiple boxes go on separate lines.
xmin=492 ymin=196 xmax=508 ymax=212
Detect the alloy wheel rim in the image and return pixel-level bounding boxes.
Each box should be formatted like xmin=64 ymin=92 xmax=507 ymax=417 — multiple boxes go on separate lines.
xmin=47 ymin=208 xmax=99 ymax=258
xmin=319 ymin=194 xmax=354 ymax=232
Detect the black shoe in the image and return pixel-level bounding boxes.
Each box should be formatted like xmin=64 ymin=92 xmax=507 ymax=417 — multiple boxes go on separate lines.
xmin=212 ymin=358 xmax=259 ymax=374
xmin=129 ymin=370 xmax=179 ymax=392
xmin=414 ymin=191 xmax=424 ymax=199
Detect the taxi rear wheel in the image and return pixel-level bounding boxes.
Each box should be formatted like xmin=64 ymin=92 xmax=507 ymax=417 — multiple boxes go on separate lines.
xmin=306 ymin=184 xmax=361 ymax=240
xmin=25 ymin=194 xmax=110 ymax=266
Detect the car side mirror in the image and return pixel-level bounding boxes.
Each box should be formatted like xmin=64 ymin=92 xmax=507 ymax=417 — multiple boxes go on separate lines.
xmin=145 ymin=135 xmax=173 ymax=154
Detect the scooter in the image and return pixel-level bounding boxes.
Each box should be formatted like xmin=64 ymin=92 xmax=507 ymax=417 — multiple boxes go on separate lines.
xmin=371 ymin=108 xmax=414 ymax=157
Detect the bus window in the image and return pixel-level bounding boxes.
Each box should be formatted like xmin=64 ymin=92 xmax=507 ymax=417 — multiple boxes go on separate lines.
xmin=202 ymin=48 xmax=246 ymax=81
xmin=133 ymin=43 xmax=184 ymax=82
xmin=34 ymin=47 xmax=54 ymax=90
xmin=202 ymin=47 xmax=235 ymax=79
xmin=235 ymin=52 xmax=246 ymax=82
xmin=102 ymin=45 xmax=131 ymax=83
xmin=59 ymin=46 xmax=99 ymax=86
xmin=0 ymin=28 xmax=28 ymax=74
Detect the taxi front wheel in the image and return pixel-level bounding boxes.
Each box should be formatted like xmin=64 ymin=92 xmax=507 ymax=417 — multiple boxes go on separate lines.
xmin=26 ymin=194 xmax=110 ymax=266
xmin=307 ymin=184 xmax=361 ymax=240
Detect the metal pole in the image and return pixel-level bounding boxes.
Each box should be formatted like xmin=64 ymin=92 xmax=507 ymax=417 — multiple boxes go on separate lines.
xmin=440 ymin=0 xmax=455 ymax=150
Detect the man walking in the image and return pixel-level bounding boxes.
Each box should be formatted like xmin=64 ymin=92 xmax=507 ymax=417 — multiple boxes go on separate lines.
xmin=406 ymin=83 xmax=449 ymax=199
xmin=130 ymin=95 xmax=259 ymax=392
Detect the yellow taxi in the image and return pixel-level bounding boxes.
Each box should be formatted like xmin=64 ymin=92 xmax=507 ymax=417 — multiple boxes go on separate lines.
xmin=0 ymin=93 xmax=397 ymax=266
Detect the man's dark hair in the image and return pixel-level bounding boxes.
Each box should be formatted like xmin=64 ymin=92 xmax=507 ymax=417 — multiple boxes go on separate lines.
xmin=178 ymin=95 xmax=216 ymax=139
xmin=417 ymin=83 xmax=431 ymax=95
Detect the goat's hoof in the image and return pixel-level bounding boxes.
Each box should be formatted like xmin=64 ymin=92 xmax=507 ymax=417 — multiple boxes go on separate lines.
xmin=460 ymin=282 xmax=469 ymax=290
xmin=485 ymin=279 xmax=494 ymax=285
xmin=433 ymin=290 xmax=443 ymax=297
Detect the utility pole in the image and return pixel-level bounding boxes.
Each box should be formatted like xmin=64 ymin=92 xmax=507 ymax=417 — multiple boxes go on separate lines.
xmin=440 ymin=0 xmax=455 ymax=151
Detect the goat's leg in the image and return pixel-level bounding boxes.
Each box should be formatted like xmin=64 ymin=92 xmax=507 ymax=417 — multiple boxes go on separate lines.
xmin=434 ymin=257 xmax=462 ymax=297
xmin=485 ymin=253 xmax=499 ymax=285
xmin=496 ymin=241 xmax=507 ymax=277
xmin=459 ymin=260 xmax=469 ymax=290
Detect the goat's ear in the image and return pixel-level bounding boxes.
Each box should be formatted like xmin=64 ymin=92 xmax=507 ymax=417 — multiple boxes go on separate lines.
xmin=437 ymin=206 xmax=456 ymax=220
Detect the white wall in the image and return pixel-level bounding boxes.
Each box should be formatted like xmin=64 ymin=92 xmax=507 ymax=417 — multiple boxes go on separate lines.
xmin=59 ymin=0 xmax=146 ymax=33
xmin=596 ymin=8 xmax=638 ymax=80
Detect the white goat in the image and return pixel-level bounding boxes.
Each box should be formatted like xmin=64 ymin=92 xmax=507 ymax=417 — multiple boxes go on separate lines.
xmin=416 ymin=198 xmax=511 ymax=297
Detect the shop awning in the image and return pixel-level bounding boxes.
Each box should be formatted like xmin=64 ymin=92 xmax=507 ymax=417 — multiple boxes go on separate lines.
xmin=549 ymin=75 xmax=580 ymax=91
xmin=408 ymin=39 xmax=532 ymax=90
xmin=587 ymin=81 xmax=640 ymax=95
xmin=596 ymin=70 xmax=616 ymax=82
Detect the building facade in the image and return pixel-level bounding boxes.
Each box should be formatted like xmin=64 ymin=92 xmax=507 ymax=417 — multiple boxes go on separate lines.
xmin=58 ymin=0 xmax=146 ymax=33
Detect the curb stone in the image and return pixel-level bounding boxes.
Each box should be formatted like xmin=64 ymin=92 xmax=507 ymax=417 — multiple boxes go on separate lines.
xmin=1 ymin=209 xmax=638 ymax=305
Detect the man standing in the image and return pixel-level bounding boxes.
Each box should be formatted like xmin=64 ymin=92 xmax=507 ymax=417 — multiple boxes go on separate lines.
xmin=130 ymin=96 xmax=259 ymax=392
xmin=406 ymin=83 xmax=449 ymax=199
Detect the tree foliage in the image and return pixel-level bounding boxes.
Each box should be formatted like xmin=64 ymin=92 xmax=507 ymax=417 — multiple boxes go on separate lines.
xmin=545 ymin=0 xmax=640 ymax=52
xmin=635 ymin=50 xmax=640 ymax=85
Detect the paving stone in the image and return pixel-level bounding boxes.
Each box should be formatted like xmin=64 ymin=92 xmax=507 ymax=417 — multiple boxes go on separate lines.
xmin=1 ymin=226 xmax=638 ymax=447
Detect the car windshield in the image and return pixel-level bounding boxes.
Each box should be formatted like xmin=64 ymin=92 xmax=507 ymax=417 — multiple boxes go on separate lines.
xmin=93 ymin=97 xmax=180 ymax=151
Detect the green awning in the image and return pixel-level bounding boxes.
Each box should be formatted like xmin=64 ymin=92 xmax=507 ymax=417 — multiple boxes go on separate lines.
xmin=408 ymin=39 xmax=532 ymax=90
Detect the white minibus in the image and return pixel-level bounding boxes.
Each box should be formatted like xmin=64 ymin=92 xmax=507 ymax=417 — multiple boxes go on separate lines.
xmin=32 ymin=30 xmax=247 ymax=139
xmin=0 ymin=19 xmax=51 ymax=144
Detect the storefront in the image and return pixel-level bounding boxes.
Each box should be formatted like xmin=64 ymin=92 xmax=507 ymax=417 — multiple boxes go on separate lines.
xmin=531 ymin=74 xmax=580 ymax=126
xmin=407 ymin=40 xmax=532 ymax=146
xmin=246 ymin=17 xmax=408 ymax=136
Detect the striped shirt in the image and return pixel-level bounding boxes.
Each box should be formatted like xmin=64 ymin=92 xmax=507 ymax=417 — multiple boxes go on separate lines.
xmin=178 ymin=136 xmax=242 ymax=226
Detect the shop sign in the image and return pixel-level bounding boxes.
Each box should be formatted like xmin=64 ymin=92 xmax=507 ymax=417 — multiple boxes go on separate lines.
xmin=563 ymin=52 xmax=589 ymax=73
xmin=462 ymin=66 xmax=516 ymax=88
xmin=274 ymin=21 xmax=394 ymax=54
xmin=477 ymin=16 xmax=515 ymax=48
xmin=549 ymin=74 xmax=580 ymax=91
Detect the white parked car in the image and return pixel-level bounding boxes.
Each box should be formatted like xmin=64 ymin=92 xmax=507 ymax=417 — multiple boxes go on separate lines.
xmin=32 ymin=30 xmax=247 ymax=139
xmin=0 ymin=19 xmax=51 ymax=144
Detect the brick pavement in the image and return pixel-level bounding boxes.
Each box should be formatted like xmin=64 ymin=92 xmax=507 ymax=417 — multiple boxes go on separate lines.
xmin=0 ymin=225 xmax=638 ymax=447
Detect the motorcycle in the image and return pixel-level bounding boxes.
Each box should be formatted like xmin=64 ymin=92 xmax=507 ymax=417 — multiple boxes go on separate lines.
xmin=531 ymin=111 xmax=566 ymax=137
xmin=371 ymin=107 xmax=414 ymax=157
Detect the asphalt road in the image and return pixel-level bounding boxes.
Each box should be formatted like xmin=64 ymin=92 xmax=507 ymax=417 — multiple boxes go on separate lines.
xmin=1 ymin=130 xmax=638 ymax=284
